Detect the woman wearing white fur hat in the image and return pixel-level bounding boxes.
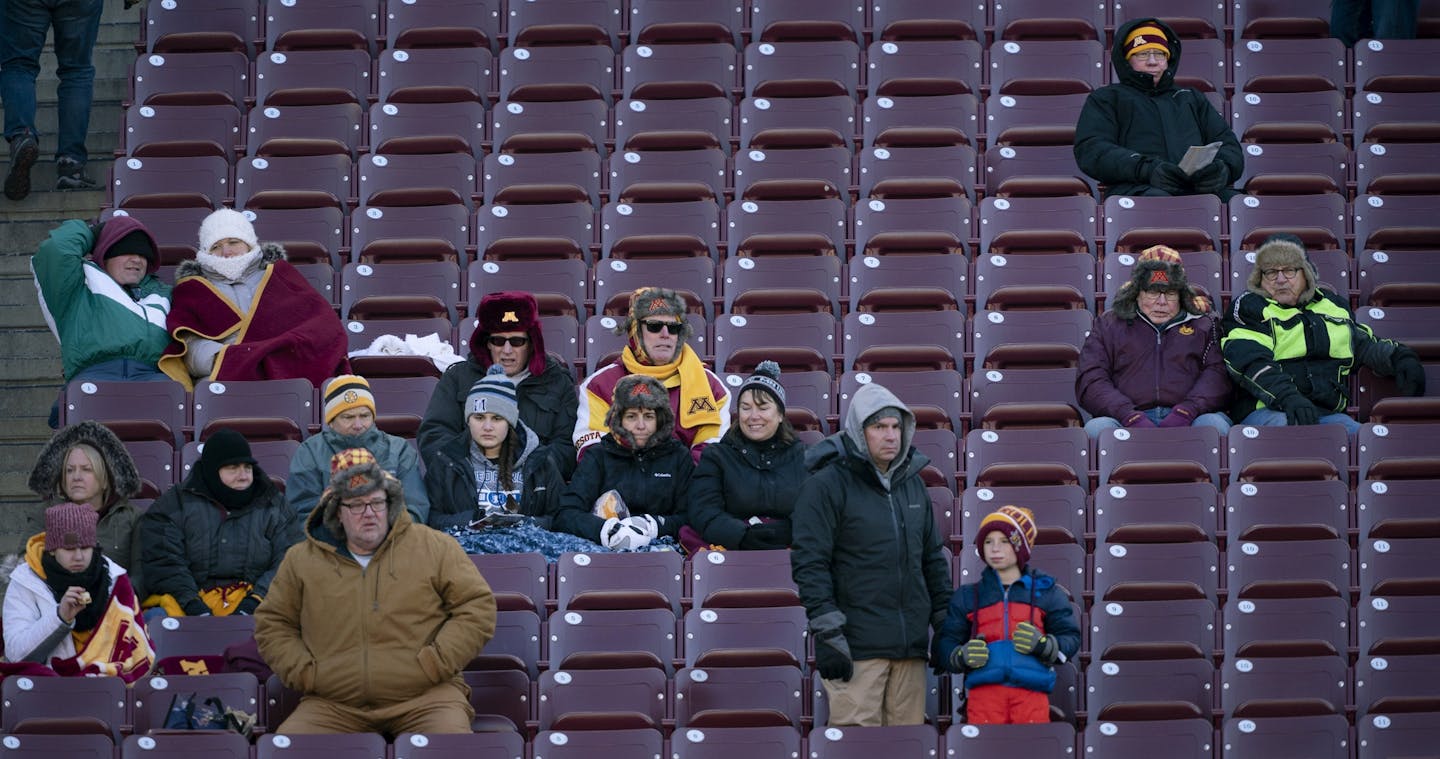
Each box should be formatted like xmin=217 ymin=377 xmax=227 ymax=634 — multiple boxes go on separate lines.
xmin=157 ymin=209 xmax=348 ymax=391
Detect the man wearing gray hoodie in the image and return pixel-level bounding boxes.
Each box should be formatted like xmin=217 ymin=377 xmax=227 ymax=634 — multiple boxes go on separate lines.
xmin=791 ymin=382 xmax=953 ymax=726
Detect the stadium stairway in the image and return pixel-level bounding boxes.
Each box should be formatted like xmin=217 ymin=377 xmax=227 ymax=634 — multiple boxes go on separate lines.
xmin=0 ymin=2 xmax=134 ymax=573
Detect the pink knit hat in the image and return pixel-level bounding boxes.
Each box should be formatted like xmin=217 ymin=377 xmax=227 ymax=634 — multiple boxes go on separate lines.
xmin=44 ymin=502 xmax=98 ymax=551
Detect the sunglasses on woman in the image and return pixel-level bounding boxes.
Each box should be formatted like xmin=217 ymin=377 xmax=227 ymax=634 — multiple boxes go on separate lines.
xmin=487 ymin=335 xmax=530 ymax=347
xmin=642 ymin=320 xmax=683 ymax=335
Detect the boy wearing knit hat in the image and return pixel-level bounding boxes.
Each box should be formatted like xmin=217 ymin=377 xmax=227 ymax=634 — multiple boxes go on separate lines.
xmin=1078 ymin=244 xmax=1233 ymax=438
xmin=935 ymin=505 xmax=1080 ymax=725
xmin=573 ymin=286 xmax=730 ymax=464
xmin=1075 ymin=17 xmax=1242 ymax=200
xmin=1222 ymin=233 xmax=1426 ymax=433
xmin=287 ymin=374 xmax=430 ymax=523
xmin=2 ymin=502 xmax=155 ymax=682
xmin=418 ymin=290 xmax=579 ymax=477
xmin=31 ymin=216 xmax=173 ymax=426
xmin=256 ymin=447 xmax=497 ymax=735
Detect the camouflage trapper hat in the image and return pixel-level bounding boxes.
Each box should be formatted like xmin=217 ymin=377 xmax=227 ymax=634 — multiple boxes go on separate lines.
xmin=618 ymin=286 xmax=692 ymax=346
xmin=320 ymin=448 xmax=403 ymax=534
xmin=605 ymin=374 xmax=676 ymax=448
xmin=1112 ymin=244 xmax=1212 ymax=318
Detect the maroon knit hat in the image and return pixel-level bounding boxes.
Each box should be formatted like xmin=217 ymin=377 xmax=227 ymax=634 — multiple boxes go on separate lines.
xmin=44 ymin=502 xmax=98 ymax=551
xmin=469 ymin=291 xmax=547 ymax=375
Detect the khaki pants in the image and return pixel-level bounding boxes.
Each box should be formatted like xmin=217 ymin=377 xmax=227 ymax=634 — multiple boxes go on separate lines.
xmin=278 ymin=681 xmax=474 ymax=735
xmin=821 ymin=658 xmax=927 ymax=726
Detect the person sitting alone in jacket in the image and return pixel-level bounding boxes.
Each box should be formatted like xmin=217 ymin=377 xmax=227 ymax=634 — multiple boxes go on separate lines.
xmin=424 ymin=366 xmax=565 ymax=532
xmin=288 ymin=374 xmax=429 ymax=523
xmin=553 ymin=374 xmax=695 ymax=551
xmin=255 ymin=448 xmax=496 ymax=735
xmin=139 ymin=428 xmax=301 ymax=618
xmin=688 ymin=361 xmax=807 ymax=551
xmin=936 ymin=506 xmax=1080 ymax=725
xmin=3 ymin=502 xmax=154 ymax=683
xmin=1074 ymin=18 xmax=1242 ymax=200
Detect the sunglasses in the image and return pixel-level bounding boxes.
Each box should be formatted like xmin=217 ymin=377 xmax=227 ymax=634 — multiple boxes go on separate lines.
xmin=487 ymin=335 xmax=530 ymax=348
xmin=642 ymin=320 xmax=684 ymax=335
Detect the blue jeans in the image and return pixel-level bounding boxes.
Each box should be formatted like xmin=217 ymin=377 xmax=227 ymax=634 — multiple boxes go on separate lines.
xmin=1085 ymin=406 xmax=1234 ymax=440
xmin=1240 ymin=407 xmax=1362 ymax=436
xmin=0 ymin=0 xmax=103 ymax=161
xmin=1330 ymin=0 xmax=1420 ymax=46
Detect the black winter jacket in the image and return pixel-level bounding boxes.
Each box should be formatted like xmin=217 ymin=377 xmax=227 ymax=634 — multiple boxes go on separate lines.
xmin=423 ymin=421 xmax=566 ymax=531
xmin=1073 ymin=18 xmax=1243 ymax=200
xmin=552 ymin=434 xmax=695 ymax=544
xmin=687 ymin=428 xmax=807 ymax=550
xmin=140 ymin=468 xmax=301 ymax=610
xmin=417 ymin=353 xmax=579 ymax=478
xmin=791 ymin=382 xmax=952 ymax=662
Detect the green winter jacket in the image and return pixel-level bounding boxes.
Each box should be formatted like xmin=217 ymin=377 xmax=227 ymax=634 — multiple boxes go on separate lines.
xmin=31 ymin=218 xmax=172 ymax=380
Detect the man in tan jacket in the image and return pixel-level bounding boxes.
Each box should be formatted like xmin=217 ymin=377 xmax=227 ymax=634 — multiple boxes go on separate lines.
xmin=255 ymin=448 xmax=495 ymax=734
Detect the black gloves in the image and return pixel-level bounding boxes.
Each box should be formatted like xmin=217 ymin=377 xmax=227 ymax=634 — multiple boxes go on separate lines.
xmin=739 ymin=520 xmax=792 ymax=550
xmin=950 ymin=638 xmax=989 ymax=671
xmin=1013 ymin=621 xmax=1060 ymax=665
xmin=1191 ymin=162 xmax=1231 ymax=194
xmin=1392 ymin=347 xmax=1427 ymax=397
xmin=234 ymin=595 xmax=262 ymax=616
xmin=1276 ymin=393 xmax=1321 ymax=426
xmin=182 ymin=599 xmax=212 ymax=617
xmin=1149 ymin=161 xmax=1190 ymax=195
xmin=814 ymin=629 xmax=854 ymax=682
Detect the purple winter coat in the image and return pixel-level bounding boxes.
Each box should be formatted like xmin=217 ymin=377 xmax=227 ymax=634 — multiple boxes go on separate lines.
xmin=1077 ymin=309 xmax=1230 ymax=421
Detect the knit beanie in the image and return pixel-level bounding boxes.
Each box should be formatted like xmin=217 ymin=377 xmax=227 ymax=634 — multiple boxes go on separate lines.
xmin=104 ymin=229 xmax=159 ymax=267
xmin=1249 ymin=233 xmax=1319 ymax=303
xmin=467 ymin=365 xmax=520 ymax=427
xmin=737 ymin=360 xmax=787 ymax=413
xmin=471 ymin=290 xmax=548 ymax=376
xmin=606 ymin=373 xmax=675 ymax=447
xmin=1124 ymin=23 xmax=1170 ymax=59
xmin=619 ymin=286 xmax=692 ymax=360
xmin=323 ymin=375 xmax=376 ymax=425
xmin=974 ymin=505 xmax=1038 ymax=567
xmin=863 ymin=406 xmax=904 ymax=428
xmin=197 ymin=428 xmax=261 ymax=509
xmin=44 ymin=502 xmax=98 ymax=551
xmin=197 ymin=208 xmax=259 ymax=254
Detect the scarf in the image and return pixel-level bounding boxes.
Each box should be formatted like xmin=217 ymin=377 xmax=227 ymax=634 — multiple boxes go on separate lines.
xmin=620 ymin=343 xmax=723 ymax=434
xmin=40 ymin=549 xmax=109 ymax=633
xmin=196 ymin=246 xmax=263 ymax=283
xmin=195 ymin=463 xmax=266 ymax=511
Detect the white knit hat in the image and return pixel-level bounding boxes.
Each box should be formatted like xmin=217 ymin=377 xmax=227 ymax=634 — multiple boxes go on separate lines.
xmin=197 ymin=209 xmax=259 ymax=254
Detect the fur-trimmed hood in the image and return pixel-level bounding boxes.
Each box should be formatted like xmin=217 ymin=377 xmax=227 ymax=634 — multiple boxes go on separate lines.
xmin=27 ymin=421 xmax=141 ymax=505
xmin=174 ymin=241 xmax=287 ymax=281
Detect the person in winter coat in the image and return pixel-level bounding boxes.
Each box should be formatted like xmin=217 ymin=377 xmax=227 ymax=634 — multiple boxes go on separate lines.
xmin=31 ymin=217 xmax=173 ymax=427
xmin=424 ymin=366 xmax=565 ymax=531
xmin=1074 ymin=18 xmax=1243 ymax=200
xmin=1222 ymin=233 xmax=1427 ymax=434
xmin=28 ymin=420 xmax=148 ymax=596
xmin=157 ymin=208 xmax=348 ymax=391
xmin=289 ymin=374 xmax=429 ymax=523
xmin=139 ymin=428 xmax=301 ymax=617
xmin=936 ymin=506 xmax=1080 ymax=725
xmin=3 ymin=502 xmax=153 ymax=683
xmin=791 ymin=382 xmax=953 ymax=726
xmin=688 ymin=361 xmax=807 ymax=551
xmin=256 ymin=448 xmax=496 ymax=735
xmin=574 ymin=286 xmax=730 ymax=464
xmin=1077 ymin=245 xmax=1232 ymax=438
xmin=418 ymin=290 xmax=579 ymax=477
xmin=554 ymin=374 xmax=696 ymax=551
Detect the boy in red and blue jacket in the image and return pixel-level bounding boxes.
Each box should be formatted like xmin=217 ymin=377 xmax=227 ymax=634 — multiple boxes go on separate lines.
xmin=936 ymin=505 xmax=1080 ymax=724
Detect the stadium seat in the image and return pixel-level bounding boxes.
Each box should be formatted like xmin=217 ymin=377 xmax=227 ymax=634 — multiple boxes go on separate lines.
xmin=122 ymin=103 xmax=241 ymax=160
xmin=1085 ymin=658 xmax=1214 ymax=721
xmin=483 ymin=149 xmax=602 ymax=208
xmin=601 ymin=198 xmax=721 ymax=260
xmin=1081 ymin=718 xmax=1215 ymax=758
xmin=192 ymin=378 xmax=315 ymax=442
xmin=711 ymin=312 xmax=836 ymax=376
xmin=130 ymin=51 xmax=249 ymax=108
xmin=963 ymin=427 xmax=1088 ymax=489
xmin=555 ymin=550 xmax=684 ymax=613
xmin=614 ymin=97 xmax=732 ymax=154
xmin=391 ymin=731 xmax=526 ymax=759
xmin=1094 ymin=481 xmax=1219 ymax=543
xmin=975 ymin=250 xmax=1097 ymax=312
xmin=959 ymin=484 xmax=1088 ymax=547
xmin=351 ymin=203 xmax=472 ymax=264
xmin=357 ymin=152 xmax=478 ymax=210
xmin=498 ymin=45 xmax=616 ymax=104
xmin=474 ymin=201 xmax=595 ymax=262
xmin=1088 ymin=596 xmax=1217 ymax=660
xmin=1095 ymin=425 xmax=1221 ymax=486
xmin=340 ymin=261 xmax=462 ymax=323
xmin=508 ymin=0 xmax=623 ymax=49
xmin=368 ymin=101 xmax=486 ymax=156
xmin=1224 ymin=479 xmax=1349 ymax=543
xmin=384 ymin=0 xmax=501 ymax=51
xmin=255 ymin=733 xmax=387 ymax=758
xmin=688 ymin=548 xmax=801 ymax=609
xmin=546 ymin=607 xmax=678 ymax=672
xmin=111 ymin=155 xmax=228 ymax=210
xmin=537 ymin=667 xmax=667 ymax=731
xmin=1093 ymin=540 xmax=1220 ymax=603
xmin=531 ymin=728 xmax=664 ymax=759
xmin=1219 ymin=654 xmax=1347 ymax=718
xmin=681 ymin=606 xmax=807 ymax=670
xmin=141 ymin=0 xmax=258 ymax=55
xmin=120 ymin=733 xmax=250 ymax=759
xmin=852 ymin=196 xmax=971 ymax=257
xmin=723 ymin=255 xmax=842 ymax=316
xmin=942 ymin=722 xmax=1074 ymax=758
xmin=620 ymin=42 xmax=736 ymax=101
xmin=377 ymin=46 xmax=493 ymax=106
xmin=131 ymin=673 xmax=260 ymax=735
xmin=628 ymin=0 xmax=744 ymax=45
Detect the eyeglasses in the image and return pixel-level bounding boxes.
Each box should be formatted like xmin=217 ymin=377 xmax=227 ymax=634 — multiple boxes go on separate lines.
xmin=642 ymin=320 xmax=683 ymax=335
xmin=487 ymin=335 xmax=529 ymax=348
xmin=1139 ymin=289 xmax=1178 ymax=301
xmin=1133 ymin=50 xmax=1168 ymax=62
xmin=340 ymin=497 xmax=388 ymax=515
xmin=1260 ymin=267 xmax=1302 ymax=282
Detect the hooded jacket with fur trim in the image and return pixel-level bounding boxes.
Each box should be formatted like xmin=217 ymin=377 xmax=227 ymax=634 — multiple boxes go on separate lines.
xmin=254 ymin=491 xmax=496 ymax=710
xmin=31 ymin=219 xmax=172 ymax=380
xmin=28 ymin=421 xmax=147 ymax=595
xmin=1074 ymin=17 xmax=1243 ymax=199
xmin=790 ymin=383 xmax=953 ymax=662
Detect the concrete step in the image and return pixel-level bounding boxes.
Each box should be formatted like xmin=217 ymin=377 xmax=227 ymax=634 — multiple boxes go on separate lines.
xmin=0 ymin=328 xmax=61 ymax=378
xmin=0 ymin=158 xmax=112 ymax=223
xmin=0 ymin=221 xmax=68 ymax=256
xmin=0 ymin=382 xmax=60 ymax=438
